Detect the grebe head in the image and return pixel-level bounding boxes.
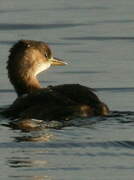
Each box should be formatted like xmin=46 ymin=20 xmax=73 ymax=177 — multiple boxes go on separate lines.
xmin=7 ymin=40 xmax=67 ymax=96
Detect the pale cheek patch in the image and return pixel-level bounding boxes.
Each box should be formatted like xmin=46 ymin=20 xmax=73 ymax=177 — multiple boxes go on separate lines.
xmin=35 ymin=62 xmax=51 ymax=76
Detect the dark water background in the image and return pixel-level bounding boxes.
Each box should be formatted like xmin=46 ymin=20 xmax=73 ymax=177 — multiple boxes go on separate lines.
xmin=0 ymin=0 xmax=134 ymax=179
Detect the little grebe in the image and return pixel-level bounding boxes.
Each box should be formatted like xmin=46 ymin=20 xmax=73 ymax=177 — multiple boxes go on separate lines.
xmin=2 ymin=40 xmax=109 ymax=129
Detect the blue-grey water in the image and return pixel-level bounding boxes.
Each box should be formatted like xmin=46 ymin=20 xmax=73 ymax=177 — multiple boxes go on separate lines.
xmin=0 ymin=0 xmax=134 ymax=179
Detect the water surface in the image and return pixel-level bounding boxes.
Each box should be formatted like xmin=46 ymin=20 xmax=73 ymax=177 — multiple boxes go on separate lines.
xmin=0 ymin=0 xmax=134 ymax=179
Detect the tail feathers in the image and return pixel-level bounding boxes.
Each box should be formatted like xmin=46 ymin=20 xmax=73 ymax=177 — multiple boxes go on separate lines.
xmin=99 ymin=103 xmax=109 ymax=116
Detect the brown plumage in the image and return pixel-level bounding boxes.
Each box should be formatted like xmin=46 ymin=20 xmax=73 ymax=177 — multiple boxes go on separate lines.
xmin=2 ymin=40 xmax=109 ymax=129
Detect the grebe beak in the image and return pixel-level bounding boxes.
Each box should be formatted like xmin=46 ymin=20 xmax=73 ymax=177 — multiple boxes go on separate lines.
xmin=49 ymin=57 xmax=68 ymax=66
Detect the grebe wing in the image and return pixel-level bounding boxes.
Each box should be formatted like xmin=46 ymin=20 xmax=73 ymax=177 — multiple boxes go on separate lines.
xmin=3 ymin=87 xmax=75 ymax=119
xmin=3 ymin=84 xmax=105 ymax=120
xmin=49 ymin=84 xmax=100 ymax=105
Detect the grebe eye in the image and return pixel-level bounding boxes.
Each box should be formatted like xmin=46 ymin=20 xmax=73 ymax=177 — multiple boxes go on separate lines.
xmin=45 ymin=53 xmax=48 ymax=58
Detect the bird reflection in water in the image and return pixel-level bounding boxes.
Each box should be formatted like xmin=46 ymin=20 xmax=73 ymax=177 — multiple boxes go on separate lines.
xmin=10 ymin=175 xmax=52 ymax=180
xmin=15 ymin=129 xmax=54 ymax=142
xmin=8 ymin=155 xmax=52 ymax=180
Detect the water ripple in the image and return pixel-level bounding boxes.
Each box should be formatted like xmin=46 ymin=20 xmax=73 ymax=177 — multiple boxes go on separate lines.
xmin=56 ymin=70 xmax=105 ymax=74
xmin=63 ymin=36 xmax=134 ymax=41
xmin=0 ymin=89 xmax=14 ymax=93
xmin=0 ymin=40 xmax=80 ymax=46
xmin=0 ymin=23 xmax=86 ymax=30
xmin=0 ymin=140 xmax=134 ymax=149
xmin=96 ymin=87 xmax=134 ymax=92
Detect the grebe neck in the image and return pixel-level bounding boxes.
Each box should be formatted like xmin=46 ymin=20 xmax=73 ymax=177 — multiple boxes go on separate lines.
xmin=8 ymin=71 xmax=41 ymax=97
